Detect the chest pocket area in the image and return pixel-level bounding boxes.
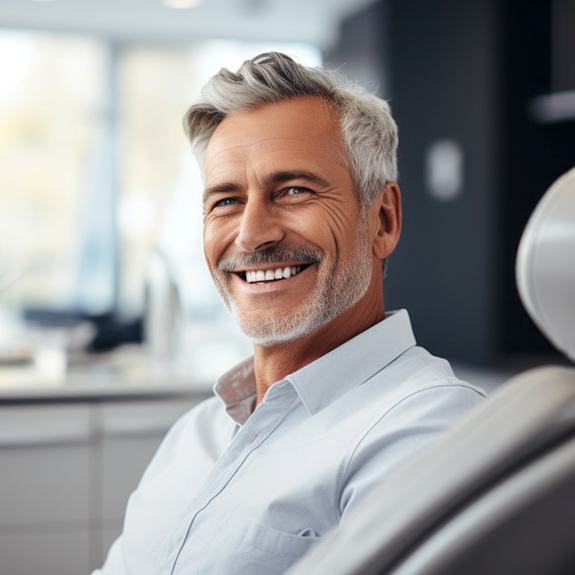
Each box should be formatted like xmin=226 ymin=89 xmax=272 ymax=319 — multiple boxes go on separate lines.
xmin=198 ymin=508 xmax=320 ymax=575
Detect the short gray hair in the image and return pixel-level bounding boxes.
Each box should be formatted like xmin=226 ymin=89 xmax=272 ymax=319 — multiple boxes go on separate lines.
xmin=184 ymin=52 xmax=398 ymax=206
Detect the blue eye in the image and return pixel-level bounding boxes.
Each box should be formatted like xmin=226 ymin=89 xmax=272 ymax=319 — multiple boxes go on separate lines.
xmin=213 ymin=197 xmax=239 ymax=208
xmin=285 ymin=186 xmax=311 ymax=197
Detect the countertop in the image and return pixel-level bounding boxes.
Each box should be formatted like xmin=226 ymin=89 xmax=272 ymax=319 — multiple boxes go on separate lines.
xmin=0 ymin=347 xmax=214 ymax=402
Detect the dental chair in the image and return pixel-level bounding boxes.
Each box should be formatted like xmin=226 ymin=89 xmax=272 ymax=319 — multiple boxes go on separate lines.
xmin=287 ymin=167 xmax=575 ymax=575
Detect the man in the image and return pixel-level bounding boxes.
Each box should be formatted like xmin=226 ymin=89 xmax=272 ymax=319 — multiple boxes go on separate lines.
xmin=96 ymin=52 xmax=485 ymax=575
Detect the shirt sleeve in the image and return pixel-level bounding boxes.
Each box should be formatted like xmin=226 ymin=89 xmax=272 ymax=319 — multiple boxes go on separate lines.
xmin=339 ymin=383 xmax=485 ymax=519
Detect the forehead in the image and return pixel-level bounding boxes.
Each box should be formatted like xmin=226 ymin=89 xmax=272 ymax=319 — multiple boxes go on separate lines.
xmin=203 ymin=96 xmax=350 ymax=181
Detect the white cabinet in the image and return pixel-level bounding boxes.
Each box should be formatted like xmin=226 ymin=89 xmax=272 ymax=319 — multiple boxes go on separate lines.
xmin=0 ymin=393 xmax=206 ymax=575
xmin=0 ymin=528 xmax=93 ymax=575
xmin=0 ymin=405 xmax=93 ymax=527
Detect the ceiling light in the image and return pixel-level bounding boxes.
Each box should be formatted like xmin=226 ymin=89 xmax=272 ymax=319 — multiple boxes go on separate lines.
xmin=164 ymin=0 xmax=201 ymax=8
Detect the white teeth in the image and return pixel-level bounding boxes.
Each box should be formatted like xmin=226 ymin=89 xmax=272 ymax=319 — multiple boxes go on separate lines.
xmin=244 ymin=265 xmax=305 ymax=283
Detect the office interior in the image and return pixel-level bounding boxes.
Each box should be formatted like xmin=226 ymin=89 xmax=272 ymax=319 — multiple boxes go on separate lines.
xmin=0 ymin=0 xmax=574 ymax=573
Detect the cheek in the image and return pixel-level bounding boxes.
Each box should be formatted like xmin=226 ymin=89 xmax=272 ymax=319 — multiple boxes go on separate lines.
xmin=288 ymin=206 xmax=358 ymax=257
xmin=306 ymin=206 xmax=361 ymax=257
xmin=203 ymin=221 xmax=230 ymax=267
xmin=288 ymin=211 xmax=331 ymax=248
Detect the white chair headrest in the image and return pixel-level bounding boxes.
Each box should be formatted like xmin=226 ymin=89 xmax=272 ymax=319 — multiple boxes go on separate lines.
xmin=516 ymin=167 xmax=575 ymax=362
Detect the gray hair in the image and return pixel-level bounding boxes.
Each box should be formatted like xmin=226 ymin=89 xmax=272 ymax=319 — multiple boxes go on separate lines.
xmin=184 ymin=52 xmax=398 ymax=206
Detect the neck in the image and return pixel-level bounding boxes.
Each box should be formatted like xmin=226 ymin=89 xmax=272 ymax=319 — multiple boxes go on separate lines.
xmin=252 ymin=275 xmax=385 ymax=405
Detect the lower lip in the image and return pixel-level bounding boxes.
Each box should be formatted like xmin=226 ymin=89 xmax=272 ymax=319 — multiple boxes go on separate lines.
xmin=231 ymin=265 xmax=315 ymax=294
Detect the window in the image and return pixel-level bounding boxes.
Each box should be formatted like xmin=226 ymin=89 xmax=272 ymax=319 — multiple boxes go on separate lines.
xmin=0 ymin=32 xmax=111 ymax=313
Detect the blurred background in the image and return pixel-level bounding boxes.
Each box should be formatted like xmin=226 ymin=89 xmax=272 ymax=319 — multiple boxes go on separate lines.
xmin=0 ymin=0 xmax=574 ymax=572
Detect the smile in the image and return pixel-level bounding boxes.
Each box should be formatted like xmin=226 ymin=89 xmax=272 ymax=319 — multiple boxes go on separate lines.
xmin=238 ymin=264 xmax=312 ymax=284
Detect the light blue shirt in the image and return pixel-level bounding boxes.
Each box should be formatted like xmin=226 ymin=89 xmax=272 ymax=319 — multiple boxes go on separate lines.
xmin=96 ymin=310 xmax=486 ymax=575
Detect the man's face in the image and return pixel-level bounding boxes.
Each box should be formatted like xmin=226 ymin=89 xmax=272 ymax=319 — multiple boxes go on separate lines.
xmin=202 ymin=96 xmax=378 ymax=346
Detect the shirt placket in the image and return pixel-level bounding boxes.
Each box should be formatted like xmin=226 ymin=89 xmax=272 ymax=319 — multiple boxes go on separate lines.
xmin=166 ymin=382 xmax=299 ymax=575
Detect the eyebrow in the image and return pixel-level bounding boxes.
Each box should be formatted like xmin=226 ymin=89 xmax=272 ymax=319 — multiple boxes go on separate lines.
xmin=269 ymin=170 xmax=331 ymax=188
xmin=203 ymin=170 xmax=330 ymax=204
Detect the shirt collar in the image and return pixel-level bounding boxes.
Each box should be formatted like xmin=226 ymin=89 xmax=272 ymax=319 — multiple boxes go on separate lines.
xmin=213 ymin=356 xmax=257 ymax=426
xmin=287 ymin=309 xmax=416 ymax=414
xmin=214 ymin=309 xmax=416 ymax=424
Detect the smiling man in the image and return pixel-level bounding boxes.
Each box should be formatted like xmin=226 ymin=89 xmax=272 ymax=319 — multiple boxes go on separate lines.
xmin=95 ymin=53 xmax=485 ymax=575
xmin=203 ymin=93 xmax=395 ymax=400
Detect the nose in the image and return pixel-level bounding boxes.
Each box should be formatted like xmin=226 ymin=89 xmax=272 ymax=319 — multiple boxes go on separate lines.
xmin=235 ymin=197 xmax=285 ymax=253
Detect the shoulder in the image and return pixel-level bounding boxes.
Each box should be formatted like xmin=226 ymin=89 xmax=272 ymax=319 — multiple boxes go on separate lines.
xmin=362 ymin=345 xmax=486 ymax=412
xmin=333 ymin=345 xmax=484 ymax=423
xmin=338 ymin=346 xmax=486 ymax=482
xmin=336 ymin=348 xmax=486 ymax=514
xmin=370 ymin=345 xmax=484 ymax=428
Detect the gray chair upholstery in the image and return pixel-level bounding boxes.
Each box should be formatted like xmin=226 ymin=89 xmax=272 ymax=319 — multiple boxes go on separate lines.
xmin=287 ymin=167 xmax=575 ymax=575
xmin=516 ymin=167 xmax=575 ymax=362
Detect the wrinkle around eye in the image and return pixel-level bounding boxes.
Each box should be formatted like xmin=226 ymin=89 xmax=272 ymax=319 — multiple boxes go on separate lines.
xmin=319 ymin=192 xmax=360 ymax=234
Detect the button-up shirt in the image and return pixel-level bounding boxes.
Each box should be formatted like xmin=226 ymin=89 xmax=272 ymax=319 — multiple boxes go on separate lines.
xmin=95 ymin=310 xmax=486 ymax=575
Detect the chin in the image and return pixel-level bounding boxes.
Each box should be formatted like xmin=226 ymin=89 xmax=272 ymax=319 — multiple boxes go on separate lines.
xmin=232 ymin=299 xmax=345 ymax=347
xmin=237 ymin=316 xmax=317 ymax=347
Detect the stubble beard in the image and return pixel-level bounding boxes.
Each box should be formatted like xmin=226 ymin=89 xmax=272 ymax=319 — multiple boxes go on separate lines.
xmin=212 ymin=228 xmax=373 ymax=347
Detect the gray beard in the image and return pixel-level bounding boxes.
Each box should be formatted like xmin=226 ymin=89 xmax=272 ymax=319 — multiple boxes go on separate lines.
xmin=213 ymin=229 xmax=372 ymax=346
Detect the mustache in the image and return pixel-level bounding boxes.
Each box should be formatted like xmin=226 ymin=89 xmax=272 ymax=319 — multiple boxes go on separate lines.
xmin=217 ymin=244 xmax=322 ymax=272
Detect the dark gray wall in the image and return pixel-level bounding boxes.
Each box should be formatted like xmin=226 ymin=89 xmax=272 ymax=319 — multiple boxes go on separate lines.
xmin=381 ymin=0 xmax=501 ymax=364
xmin=326 ymin=0 xmax=573 ymax=366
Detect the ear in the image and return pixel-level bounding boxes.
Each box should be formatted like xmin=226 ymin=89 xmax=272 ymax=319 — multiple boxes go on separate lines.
xmin=371 ymin=182 xmax=402 ymax=260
